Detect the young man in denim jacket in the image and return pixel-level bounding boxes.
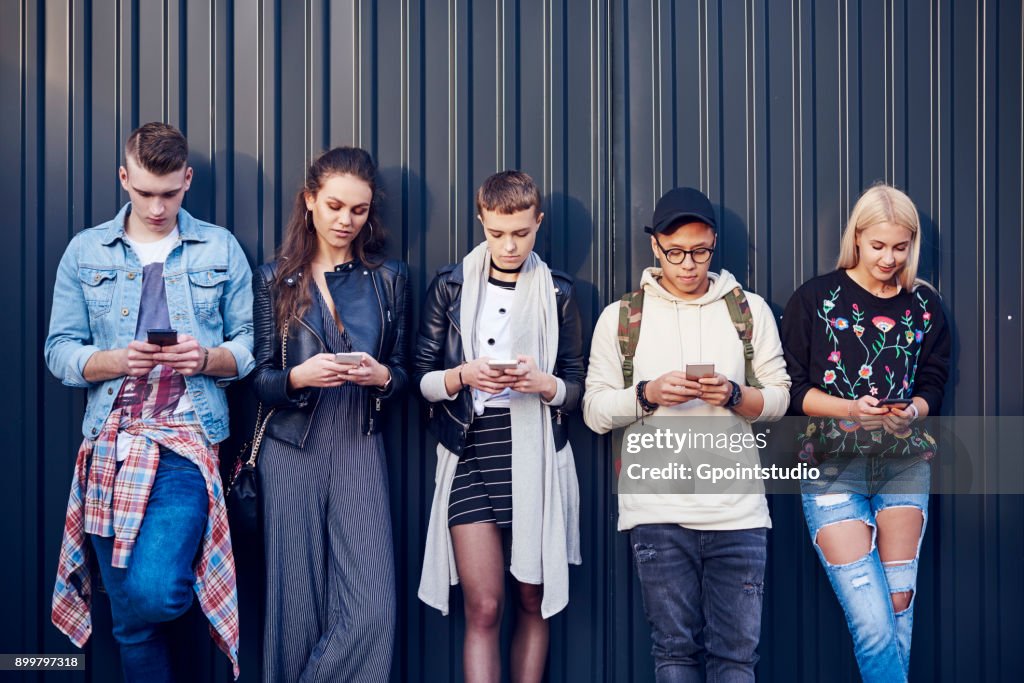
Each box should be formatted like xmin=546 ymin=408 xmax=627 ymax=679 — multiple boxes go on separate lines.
xmin=45 ymin=122 xmax=254 ymax=680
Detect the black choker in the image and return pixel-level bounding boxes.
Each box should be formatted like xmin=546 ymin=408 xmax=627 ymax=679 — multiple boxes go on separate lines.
xmin=490 ymin=259 xmax=523 ymax=274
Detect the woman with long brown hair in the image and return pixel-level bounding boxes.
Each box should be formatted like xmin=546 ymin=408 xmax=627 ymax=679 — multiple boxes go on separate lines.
xmin=250 ymin=146 xmax=409 ymax=682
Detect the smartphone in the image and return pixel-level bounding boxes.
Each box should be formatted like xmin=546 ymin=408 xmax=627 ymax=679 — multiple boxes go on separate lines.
xmin=487 ymin=359 xmax=520 ymax=371
xmin=685 ymin=363 xmax=716 ymax=380
xmin=334 ymin=352 xmax=365 ymax=365
xmin=147 ymin=328 xmax=178 ymax=346
xmin=876 ymin=398 xmax=910 ymax=408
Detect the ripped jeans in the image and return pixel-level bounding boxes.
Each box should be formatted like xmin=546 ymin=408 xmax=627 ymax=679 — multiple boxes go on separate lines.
xmin=630 ymin=524 xmax=767 ymax=683
xmin=802 ymin=456 xmax=930 ymax=683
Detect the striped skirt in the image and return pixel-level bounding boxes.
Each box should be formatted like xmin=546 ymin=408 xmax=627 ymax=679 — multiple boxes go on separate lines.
xmin=448 ymin=408 xmax=512 ymax=527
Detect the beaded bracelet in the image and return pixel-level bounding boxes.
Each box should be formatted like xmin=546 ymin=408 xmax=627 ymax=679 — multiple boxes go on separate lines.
xmin=636 ymin=380 xmax=658 ymax=413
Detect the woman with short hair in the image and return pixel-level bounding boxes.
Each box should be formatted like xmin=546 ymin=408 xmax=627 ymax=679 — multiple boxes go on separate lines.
xmin=415 ymin=170 xmax=584 ymax=683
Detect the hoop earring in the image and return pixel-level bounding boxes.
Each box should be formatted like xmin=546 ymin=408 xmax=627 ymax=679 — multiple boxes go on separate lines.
xmin=305 ymin=209 xmax=314 ymax=233
xmin=367 ymin=220 xmax=374 ymax=238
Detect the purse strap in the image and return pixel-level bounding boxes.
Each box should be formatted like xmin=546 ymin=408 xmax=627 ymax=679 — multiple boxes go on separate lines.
xmin=245 ymin=320 xmax=289 ymax=466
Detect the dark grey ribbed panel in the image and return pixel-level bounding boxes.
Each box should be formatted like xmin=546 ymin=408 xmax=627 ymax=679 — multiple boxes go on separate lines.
xmin=258 ymin=293 xmax=396 ymax=682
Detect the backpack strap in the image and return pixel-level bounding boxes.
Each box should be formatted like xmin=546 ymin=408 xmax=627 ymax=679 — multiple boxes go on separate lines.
xmin=612 ymin=288 xmax=646 ymax=478
xmin=723 ymin=286 xmax=764 ymax=389
xmin=617 ymin=288 xmax=645 ymax=387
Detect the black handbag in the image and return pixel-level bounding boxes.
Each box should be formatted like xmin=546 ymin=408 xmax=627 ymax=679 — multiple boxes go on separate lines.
xmin=226 ymin=322 xmax=288 ymax=539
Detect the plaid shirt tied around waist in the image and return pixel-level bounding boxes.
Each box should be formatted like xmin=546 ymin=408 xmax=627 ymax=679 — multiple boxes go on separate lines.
xmin=51 ymin=407 xmax=240 ymax=678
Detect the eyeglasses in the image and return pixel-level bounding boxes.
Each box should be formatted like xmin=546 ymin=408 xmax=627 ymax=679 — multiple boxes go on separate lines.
xmin=653 ymin=235 xmax=715 ymax=264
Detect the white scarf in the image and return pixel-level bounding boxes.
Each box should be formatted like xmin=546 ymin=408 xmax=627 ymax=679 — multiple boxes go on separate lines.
xmin=459 ymin=241 xmax=571 ymax=616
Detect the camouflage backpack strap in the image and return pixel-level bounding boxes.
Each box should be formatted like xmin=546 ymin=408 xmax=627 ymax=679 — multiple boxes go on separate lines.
xmin=723 ymin=286 xmax=764 ymax=389
xmin=617 ymin=288 xmax=646 ymax=387
xmin=612 ymin=288 xmax=646 ymax=479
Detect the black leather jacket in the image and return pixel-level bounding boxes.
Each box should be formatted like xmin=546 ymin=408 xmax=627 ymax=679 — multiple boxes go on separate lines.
xmin=251 ymin=258 xmax=410 ymax=447
xmin=413 ymin=262 xmax=585 ymax=455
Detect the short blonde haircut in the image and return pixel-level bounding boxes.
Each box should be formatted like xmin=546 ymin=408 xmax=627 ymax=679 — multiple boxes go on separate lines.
xmin=836 ymin=183 xmax=922 ymax=291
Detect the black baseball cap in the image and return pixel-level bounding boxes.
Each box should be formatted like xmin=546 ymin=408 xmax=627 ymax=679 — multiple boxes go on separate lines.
xmin=643 ymin=187 xmax=717 ymax=235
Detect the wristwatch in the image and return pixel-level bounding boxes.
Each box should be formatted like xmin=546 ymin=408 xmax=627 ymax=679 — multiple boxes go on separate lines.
xmin=725 ymin=380 xmax=743 ymax=408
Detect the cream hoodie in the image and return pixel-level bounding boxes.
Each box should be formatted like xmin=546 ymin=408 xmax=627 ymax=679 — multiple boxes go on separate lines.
xmin=583 ymin=268 xmax=791 ymax=531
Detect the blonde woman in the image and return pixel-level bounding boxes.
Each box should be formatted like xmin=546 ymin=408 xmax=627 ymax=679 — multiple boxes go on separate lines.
xmin=781 ymin=184 xmax=951 ymax=683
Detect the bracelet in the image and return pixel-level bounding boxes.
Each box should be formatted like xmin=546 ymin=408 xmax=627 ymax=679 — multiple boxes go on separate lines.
xmin=847 ymin=400 xmax=854 ymax=419
xmin=379 ymin=366 xmax=393 ymax=391
xmin=199 ymin=346 xmax=210 ymax=373
xmin=458 ymin=362 xmax=466 ymax=389
xmin=636 ymin=380 xmax=658 ymax=413
xmin=906 ymin=402 xmax=920 ymax=422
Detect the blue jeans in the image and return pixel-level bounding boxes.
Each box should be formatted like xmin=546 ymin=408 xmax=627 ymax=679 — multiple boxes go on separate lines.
xmin=89 ymin=449 xmax=208 ymax=683
xmin=630 ymin=524 xmax=767 ymax=683
xmin=802 ymin=456 xmax=930 ymax=683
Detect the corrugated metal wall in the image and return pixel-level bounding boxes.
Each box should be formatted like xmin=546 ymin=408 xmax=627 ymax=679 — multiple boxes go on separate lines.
xmin=3 ymin=1 xmax=1021 ymax=681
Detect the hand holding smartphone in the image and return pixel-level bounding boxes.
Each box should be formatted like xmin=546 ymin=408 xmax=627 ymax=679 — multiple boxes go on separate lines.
xmin=876 ymin=397 xmax=910 ymax=411
xmin=334 ymin=352 xmax=365 ymax=366
xmin=147 ymin=328 xmax=178 ymax=346
xmin=487 ymin=359 xmax=520 ymax=371
xmin=685 ymin=363 xmax=715 ymax=381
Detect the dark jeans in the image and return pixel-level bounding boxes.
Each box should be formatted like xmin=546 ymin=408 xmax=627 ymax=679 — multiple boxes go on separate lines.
xmin=630 ymin=524 xmax=767 ymax=683
xmin=89 ymin=449 xmax=208 ymax=683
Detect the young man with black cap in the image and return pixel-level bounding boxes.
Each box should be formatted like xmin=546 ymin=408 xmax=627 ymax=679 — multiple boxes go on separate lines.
xmin=582 ymin=187 xmax=790 ymax=681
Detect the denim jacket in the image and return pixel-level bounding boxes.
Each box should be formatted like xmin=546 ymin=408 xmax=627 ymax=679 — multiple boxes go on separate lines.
xmin=44 ymin=203 xmax=255 ymax=443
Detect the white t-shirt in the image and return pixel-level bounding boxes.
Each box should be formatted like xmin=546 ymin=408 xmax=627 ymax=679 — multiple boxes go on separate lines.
xmin=126 ymin=228 xmax=179 ymax=265
xmin=472 ymin=278 xmax=521 ymax=413
xmin=115 ymin=228 xmax=195 ymax=460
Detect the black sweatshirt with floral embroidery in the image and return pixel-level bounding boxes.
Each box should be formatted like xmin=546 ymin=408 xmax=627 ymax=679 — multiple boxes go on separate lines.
xmin=781 ymin=269 xmax=951 ymax=460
